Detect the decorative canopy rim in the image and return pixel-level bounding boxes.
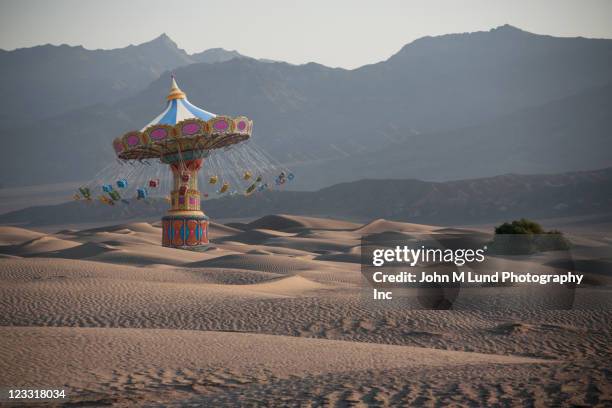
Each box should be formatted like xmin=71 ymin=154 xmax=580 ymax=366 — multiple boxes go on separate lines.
xmin=113 ymin=77 xmax=252 ymax=161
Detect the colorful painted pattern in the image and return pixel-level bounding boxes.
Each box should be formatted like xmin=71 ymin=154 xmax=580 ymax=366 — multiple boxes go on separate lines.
xmin=162 ymin=216 xmax=208 ymax=248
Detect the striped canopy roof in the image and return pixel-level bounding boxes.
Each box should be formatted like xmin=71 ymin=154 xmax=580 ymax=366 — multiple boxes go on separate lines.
xmin=141 ymin=77 xmax=216 ymax=130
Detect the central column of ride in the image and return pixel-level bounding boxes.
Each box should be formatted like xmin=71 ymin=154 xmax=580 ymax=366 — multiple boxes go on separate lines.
xmin=161 ymin=156 xmax=209 ymax=248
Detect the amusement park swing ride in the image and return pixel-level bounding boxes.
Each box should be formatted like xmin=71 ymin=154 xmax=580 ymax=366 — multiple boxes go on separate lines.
xmin=74 ymin=76 xmax=293 ymax=250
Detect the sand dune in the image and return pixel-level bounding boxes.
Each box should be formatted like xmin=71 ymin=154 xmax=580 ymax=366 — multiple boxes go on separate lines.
xmin=0 ymin=326 xmax=548 ymax=406
xmin=2 ymin=235 xmax=81 ymax=256
xmin=186 ymin=253 xmax=320 ymax=273
xmin=266 ymin=236 xmax=356 ymax=253
xmin=245 ymin=214 xmax=361 ymax=232
xmin=0 ymin=326 xmax=544 ymax=383
xmin=0 ymin=257 xmax=219 ymax=284
xmin=216 ymin=242 xmax=314 ymax=257
xmin=85 ymin=243 xmax=210 ymax=266
xmin=85 ymin=222 xmax=160 ymax=234
xmin=61 ymin=223 xmax=161 ymax=246
xmin=356 ymin=219 xmax=439 ymax=234
xmin=208 ymin=221 xmax=244 ymax=239
xmin=434 ymin=227 xmax=490 ymax=235
xmin=238 ymin=275 xmax=328 ymax=295
xmin=0 ymin=215 xmax=610 ymax=406
xmin=314 ymin=251 xmax=362 ymax=263
xmin=0 ymin=226 xmax=44 ymax=245
xmin=216 ymin=228 xmax=296 ymax=244
xmin=7 ymin=239 xmax=213 ymax=267
xmin=184 ymin=267 xmax=284 ymax=285
xmin=46 ymin=241 xmax=118 ymax=258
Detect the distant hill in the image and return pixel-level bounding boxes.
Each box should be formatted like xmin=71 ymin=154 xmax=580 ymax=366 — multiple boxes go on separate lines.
xmin=0 ymin=34 xmax=191 ymax=123
xmin=2 ymin=25 xmax=612 ymax=189
xmin=292 ymin=81 xmax=612 ymax=187
xmin=0 ymin=34 xmax=252 ymax=124
xmin=191 ymin=48 xmax=246 ymax=63
xmin=1 ymin=168 xmax=610 ymax=227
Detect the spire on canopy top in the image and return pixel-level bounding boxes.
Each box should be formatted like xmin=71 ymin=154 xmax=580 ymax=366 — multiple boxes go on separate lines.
xmin=166 ymin=74 xmax=186 ymax=100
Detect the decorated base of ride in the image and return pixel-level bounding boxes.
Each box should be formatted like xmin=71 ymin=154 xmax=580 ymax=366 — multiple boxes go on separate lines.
xmin=162 ymin=213 xmax=209 ymax=249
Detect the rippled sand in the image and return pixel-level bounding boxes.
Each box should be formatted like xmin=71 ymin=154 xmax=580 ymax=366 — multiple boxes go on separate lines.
xmin=0 ymin=215 xmax=610 ymax=406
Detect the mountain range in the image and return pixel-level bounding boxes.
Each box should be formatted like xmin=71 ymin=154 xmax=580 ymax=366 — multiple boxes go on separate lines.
xmin=1 ymin=25 xmax=611 ymax=191
xmin=0 ymin=34 xmax=245 ymax=124
xmin=1 ymin=167 xmax=610 ymax=227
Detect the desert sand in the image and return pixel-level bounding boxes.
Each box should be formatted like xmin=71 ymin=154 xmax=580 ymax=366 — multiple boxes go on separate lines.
xmin=0 ymin=214 xmax=610 ymax=407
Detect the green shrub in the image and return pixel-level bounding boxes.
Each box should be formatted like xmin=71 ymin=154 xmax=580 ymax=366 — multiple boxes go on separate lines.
xmin=494 ymin=218 xmax=545 ymax=235
xmin=491 ymin=218 xmax=570 ymax=254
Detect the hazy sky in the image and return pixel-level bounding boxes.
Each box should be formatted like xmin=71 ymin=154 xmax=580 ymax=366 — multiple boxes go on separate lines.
xmin=1 ymin=0 xmax=611 ymax=68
